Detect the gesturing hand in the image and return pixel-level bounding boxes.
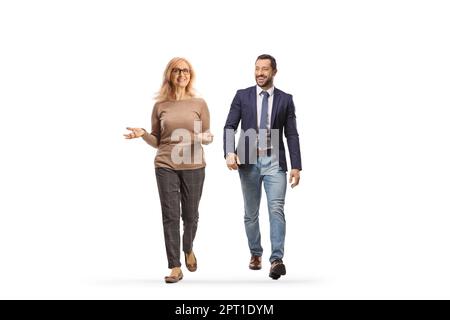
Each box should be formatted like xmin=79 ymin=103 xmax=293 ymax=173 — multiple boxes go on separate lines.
xmin=124 ymin=127 xmax=146 ymax=139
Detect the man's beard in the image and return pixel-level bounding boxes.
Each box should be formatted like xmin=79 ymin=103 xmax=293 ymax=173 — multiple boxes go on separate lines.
xmin=256 ymin=76 xmax=272 ymax=87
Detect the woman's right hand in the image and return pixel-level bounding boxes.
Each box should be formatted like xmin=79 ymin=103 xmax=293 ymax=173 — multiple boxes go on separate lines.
xmin=124 ymin=127 xmax=146 ymax=139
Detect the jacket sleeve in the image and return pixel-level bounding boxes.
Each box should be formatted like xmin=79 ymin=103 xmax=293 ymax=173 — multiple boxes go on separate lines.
xmin=223 ymin=91 xmax=242 ymax=157
xmin=284 ymin=95 xmax=302 ymax=170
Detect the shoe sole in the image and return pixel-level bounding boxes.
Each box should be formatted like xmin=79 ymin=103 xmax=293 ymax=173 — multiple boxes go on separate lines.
xmin=164 ymin=275 xmax=183 ymax=283
xmin=249 ymin=265 xmax=262 ymax=270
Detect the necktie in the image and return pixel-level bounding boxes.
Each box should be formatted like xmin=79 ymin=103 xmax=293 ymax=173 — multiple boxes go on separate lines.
xmin=259 ymin=91 xmax=270 ymax=148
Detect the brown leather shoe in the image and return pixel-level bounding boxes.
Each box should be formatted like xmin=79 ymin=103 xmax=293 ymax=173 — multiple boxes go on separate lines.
xmin=249 ymin=255 xmax=262 ymax=270
xmin=269 ymin=259 xmax=286 ymax=280
xmin=164 ymin=269 xmax=183 ymax=283
xmin=185 ymin=251 xmax=197 ymax=272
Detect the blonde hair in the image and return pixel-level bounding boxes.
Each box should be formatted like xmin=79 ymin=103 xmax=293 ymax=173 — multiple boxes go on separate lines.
xmin=155 ymin=57 xmax=196 ymax=102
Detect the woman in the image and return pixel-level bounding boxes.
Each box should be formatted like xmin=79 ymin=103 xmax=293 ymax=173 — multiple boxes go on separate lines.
xmin=124 ymin=57 xmax=213 ymax=283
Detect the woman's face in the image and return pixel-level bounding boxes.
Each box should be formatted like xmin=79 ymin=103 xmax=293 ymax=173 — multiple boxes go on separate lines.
xmin=170 ymin=61 xmax=191 ymax=89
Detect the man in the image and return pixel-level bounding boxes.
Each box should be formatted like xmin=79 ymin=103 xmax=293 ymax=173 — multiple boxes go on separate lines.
xmin=223 ymin=54 xmax=302 ymax=280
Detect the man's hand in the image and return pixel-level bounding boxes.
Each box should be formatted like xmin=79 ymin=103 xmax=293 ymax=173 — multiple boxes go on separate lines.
xmin=226 ymin=153 xmax=241 ymax=170
xmin=289 ymin=169 xmax=301 ymax=188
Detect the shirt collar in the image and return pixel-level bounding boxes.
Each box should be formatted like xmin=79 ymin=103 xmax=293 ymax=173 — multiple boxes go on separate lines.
xmin=257 ymin=85 xmax=275 ymax=97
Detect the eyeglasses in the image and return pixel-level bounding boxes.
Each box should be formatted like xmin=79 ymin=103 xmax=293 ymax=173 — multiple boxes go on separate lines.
xmin=172 ymin=68 xmax=190 ymax=75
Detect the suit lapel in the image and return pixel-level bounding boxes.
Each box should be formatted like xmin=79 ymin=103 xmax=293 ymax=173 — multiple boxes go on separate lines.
xmin=271 ymin=88 xmax=281 ymax=128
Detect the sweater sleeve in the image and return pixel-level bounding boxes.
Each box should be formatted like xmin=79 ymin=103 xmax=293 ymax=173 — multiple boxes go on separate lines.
xmin=198 ymin=99 xmax=213 ymax=145
xmin=142 ymin=103 xmax=160 ymax=148
xmin=200 ymin=99 xmax=210 ymax=132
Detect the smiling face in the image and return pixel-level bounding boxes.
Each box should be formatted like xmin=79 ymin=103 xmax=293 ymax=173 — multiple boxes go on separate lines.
xmin=255 ymin=58 xmax=276 ymax=89
xmin=170 ymin=60 xmax=191 ymax=89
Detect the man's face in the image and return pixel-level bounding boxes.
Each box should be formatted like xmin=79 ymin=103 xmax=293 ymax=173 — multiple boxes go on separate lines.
xmin=255 ymin=59 xmax=276 ymax=89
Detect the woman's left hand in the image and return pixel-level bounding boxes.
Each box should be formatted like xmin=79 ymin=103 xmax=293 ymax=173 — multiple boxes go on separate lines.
xmin=195 ymin=131 xmax=214 ymax=145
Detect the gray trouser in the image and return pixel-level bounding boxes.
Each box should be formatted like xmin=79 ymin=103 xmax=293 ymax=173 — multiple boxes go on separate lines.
xmin=155 ymin=167 xmax=205 ymax=268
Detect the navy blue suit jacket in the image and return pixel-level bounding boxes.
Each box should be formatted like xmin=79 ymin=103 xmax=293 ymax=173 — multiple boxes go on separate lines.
xmin=223 ymin=86 xmax=302 ymax=171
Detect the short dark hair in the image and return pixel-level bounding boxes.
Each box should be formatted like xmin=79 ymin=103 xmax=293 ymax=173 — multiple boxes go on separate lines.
xmin=256 ymin=54 xmax=277 ymax=71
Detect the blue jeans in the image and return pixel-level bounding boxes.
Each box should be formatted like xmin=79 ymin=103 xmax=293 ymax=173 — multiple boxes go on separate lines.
xmin=238 ymin=156 xmax=287 ymax=262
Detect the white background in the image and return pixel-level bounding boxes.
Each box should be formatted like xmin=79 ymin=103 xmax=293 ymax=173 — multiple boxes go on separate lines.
xmin=1 ymin=0 xmax=449 ymax=299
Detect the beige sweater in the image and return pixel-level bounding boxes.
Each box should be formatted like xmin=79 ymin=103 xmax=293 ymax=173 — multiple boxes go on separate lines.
xmin=142 ymin=98 xmax=210 ymax=170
